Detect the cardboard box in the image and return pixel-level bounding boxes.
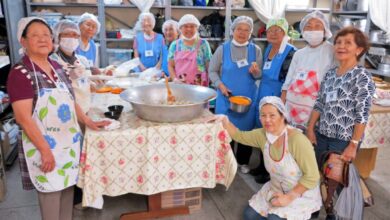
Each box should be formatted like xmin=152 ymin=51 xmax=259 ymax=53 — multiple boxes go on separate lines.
xmin=353 ymin=148 xmax=378 ymax=179
xmin=161 ymin=188 xmax=202 ymax=213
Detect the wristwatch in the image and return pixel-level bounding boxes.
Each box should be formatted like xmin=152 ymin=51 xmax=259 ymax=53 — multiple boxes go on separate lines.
xmin=350 ymin=139 xmax=360 ymax=146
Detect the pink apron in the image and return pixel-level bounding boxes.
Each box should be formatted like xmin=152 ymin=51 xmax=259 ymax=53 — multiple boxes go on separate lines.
xmin=174 ymin=39 xmax=208 ymax=86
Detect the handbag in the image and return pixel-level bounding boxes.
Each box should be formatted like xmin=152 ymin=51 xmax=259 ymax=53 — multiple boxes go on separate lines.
xmin=321 ymin=151 xmax=349 ymax=187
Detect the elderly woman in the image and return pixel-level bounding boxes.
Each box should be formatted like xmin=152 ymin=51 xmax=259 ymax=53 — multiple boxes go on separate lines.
xmin=133 ymin=12 xmax=164 ymax=72
xmin=162 ymin=20 xmax=180 ymax=77
xmin=76 ymin=13 xmax=100 ymax=67
xmin=222 ymin=96 xmax=321 ymax=220
xmin=306 ymin=27 xmax=374 ymax=169
xmin=251 ymin=18 xmax=296 ymax=183
xmin=168 ymin=14 xmax=212 ymax=86
xmin=281 ymin=11 xmax=336 ymax=131
xmin=7 ymin=17 xmax=109 ymax=219
xmin=209 ymin=16 xmax=262 ymax=173
xmin=51 ymin=19 xmax=92 ymax=114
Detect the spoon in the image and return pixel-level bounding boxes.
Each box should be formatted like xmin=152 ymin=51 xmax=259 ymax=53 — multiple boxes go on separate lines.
xmin=164 ymin=76 xmax=176 ymax=104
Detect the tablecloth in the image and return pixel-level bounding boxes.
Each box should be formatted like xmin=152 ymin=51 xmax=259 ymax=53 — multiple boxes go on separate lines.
xmin=360 ymin=105 xmax=390 ymax=149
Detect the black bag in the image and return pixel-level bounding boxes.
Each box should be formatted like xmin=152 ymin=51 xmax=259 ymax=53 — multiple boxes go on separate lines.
xmin=200 ymin=11 xmax=225 ymax=38
xmin=153 ymin=13 xmax=165 ymax=34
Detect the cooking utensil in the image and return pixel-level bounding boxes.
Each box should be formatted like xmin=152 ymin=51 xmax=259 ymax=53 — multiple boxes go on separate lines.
xmin=164 ymin=76 xmax=176 ymax=104
xmin=229 ymin=96 xmax=252 ymax=113
xmin=108 ymin=105 xmax=124 ymax=114
xmin=104 ymin=111 xmax=121 ymax=120
xmin=120 ymin=84 xmax=217 ymax=123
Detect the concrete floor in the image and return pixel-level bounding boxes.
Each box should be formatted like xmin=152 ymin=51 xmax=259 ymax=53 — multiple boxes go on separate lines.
xmin=1 ymin=146 xmax=389 ymax=220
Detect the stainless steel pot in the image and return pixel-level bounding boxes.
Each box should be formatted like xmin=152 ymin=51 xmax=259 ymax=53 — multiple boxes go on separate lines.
xmin=120 ymin=83 xmax=217 ymax=123
xmin=370 ymin=30 xmax=384 ymax=42
xmin=229 ymin=96 xmax=252 ymax=113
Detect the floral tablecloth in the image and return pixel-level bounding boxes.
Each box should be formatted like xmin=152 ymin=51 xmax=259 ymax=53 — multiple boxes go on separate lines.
xmin=77 ymin=108 xmax=237 ymax=209
xmin=361 ymin=104 xmax=390 ymax=149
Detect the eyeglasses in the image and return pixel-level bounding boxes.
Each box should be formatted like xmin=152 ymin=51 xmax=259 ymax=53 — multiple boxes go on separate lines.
xmin=26 ymin=33 xmax=53 ymax=41
xmin=267 ymin=28 xmax=283 ymax=34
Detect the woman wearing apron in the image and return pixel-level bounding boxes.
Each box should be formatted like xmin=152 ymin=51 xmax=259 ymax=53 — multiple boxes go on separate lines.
xmin=281 ymin=11 xmax=336 ymax=131
xmin=7 ymin=17 xmax=109 ymax=220
xmin=161 ymin=20 xmax=180 ymax=77
xmin=209 ymin=16 xmax=262 ymax=173
xmin=222 ymin=96 xmax=321 ymax=220
xmin=251 ymin=18 xmax=296 ymax=183
xmin=76 ymin=13 xmax=100 ymax=67
xmin=168 ymin=14 xmax=212 ymax=86
xmin=133 ymin=12 xmax=164 ymax=72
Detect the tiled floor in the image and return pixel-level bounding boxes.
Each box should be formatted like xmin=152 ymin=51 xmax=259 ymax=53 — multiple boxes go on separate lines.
xmin=1 ymin=146 xmax=389 ymax=220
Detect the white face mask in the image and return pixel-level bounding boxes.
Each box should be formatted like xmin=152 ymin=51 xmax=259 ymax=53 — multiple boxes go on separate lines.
xmin=60 ymin=38 xmax=79 ymax=53
xmin=232 ymin=39 xmax=249 ymax=47
xmin=303 ymin=31 xmax=324 ymax=47
xmin=265 ymin=127 xmax=287 ymax=144
xmin=181 ymin=32 xmax=198 ymax=41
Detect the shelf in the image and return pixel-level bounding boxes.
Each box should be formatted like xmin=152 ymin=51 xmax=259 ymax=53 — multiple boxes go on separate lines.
xmin=105 ymin=4 xmax=165 ymax=9
xmin=370 ymin=41 xmax=390 ymax=46
xmin=106 ymin=38 xmax=133 ymax=42
xmin=285 ymin=7 xmax=330 ymax=13
xmin=332 ymin=11 xmax=368 ymax=16
xmin=367 ymin=69 xmax=390 ymax=77
xmin=29 ymin=2 xmax=97 ymax=7
xmin=171 ymin=6 xmax=225 ymax=10
xmin=231 ymin=7 xmax=253 ymax=11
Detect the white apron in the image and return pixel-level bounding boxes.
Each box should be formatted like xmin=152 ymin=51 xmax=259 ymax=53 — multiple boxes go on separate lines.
xmin=22 ymin=62 xmax=82 ymax=192
xmin=249 ymin=131 xmax=322 ymax=220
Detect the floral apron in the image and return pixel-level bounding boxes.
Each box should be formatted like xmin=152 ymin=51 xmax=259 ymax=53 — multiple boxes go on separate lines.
xmin=22 ymin=61 xmax=82 ymax=192
xmin=174 ymin=39 xmax=208 ymax=86
xmin=285 ymin=70 xmax=320 ymax=129
xmin=249 ymin=130 xmax=321 ymax=220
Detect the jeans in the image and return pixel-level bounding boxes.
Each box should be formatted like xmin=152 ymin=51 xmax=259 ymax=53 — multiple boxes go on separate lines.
xmin=314 ymin=131 xmax=349 ymax=167
xmin=243 ymin=205 xmax=286 ymax=220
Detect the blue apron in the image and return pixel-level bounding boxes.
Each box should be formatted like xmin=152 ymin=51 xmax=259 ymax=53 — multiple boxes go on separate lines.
xmin=215 ymin=41 xmax=257 ymax=131
xmin=136 ymin=32 xmax=164 ymax=69
xmin=76 ymin=39 xmax=96 ymax=67
xmin=162 ymin=44 xmax=169 ymax=76
xmin=255 ymin=43 xmax=295 ymax=128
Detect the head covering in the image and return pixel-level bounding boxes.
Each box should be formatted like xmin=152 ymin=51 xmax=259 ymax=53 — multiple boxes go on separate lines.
xmin=259 ymin=96 xmax=289 ymax=122
xmin=53 ymin=19 xmax=80 ymax=44
xmin=138 ymin=12 xmax=156 ymax=29
xmin=78 ymin=12 xmax=101 ymax=33
xmin=178 ymin=14 xmax=200 ymax=28
xmin=17 ymin=17 xmax=48 ymax=43
xmin=266 ymin=18 xmax=289 ymax=34
xmin=162 ymin=19 xmax=180 ymax=34
xmin=230 ymin=16 xmax=253 ymax=36
xmin=300 ymin=10 xmax=332 ymax=39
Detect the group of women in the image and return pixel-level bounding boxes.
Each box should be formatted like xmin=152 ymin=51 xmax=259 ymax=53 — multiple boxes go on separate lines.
xmin=6 ymin=9 xmax=375 ymax=220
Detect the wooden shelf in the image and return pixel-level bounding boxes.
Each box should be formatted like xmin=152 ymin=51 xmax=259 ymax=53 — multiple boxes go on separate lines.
xmin=30 ymin=2 xmax=97 ymax=7
xmin=332 ymin=11 xmax=368 ymax=16
xmin=171 ymin=6 xmax=225 ymax=10
xmin=285 ymin=7 xmax=330 ymax=13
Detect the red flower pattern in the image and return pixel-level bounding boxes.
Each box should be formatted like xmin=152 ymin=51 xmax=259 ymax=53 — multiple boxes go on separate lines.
xmin=379 ymin=137 xmax=385 ymax=144
xmin=136 ymin=136 xmax=144 ymax=145
xmin=170 ymin=136 xmax=177 ymax=145
xmin=202 ymin=171 xmax=209 ymax=179
xmin=168 ymin=171 xmax=176 ymax=180
xmin=153 ymin=155 xmax=159 ymax=163
xmin=137 ymin=175 xmax=144 ymax=184
xmin=98 ymin=140 xmax=106 ymax=150
xmin=204 ymin=134 xmax=212 ymax=143
xmin=118 ymin=158 xmax=125 ymax=166
xmin=218 ymin=131 xmax=227 ymax=142
xmin=187 ymin=154 xmax=193 ymax=161
xmin=101 ymin=176 xmax=108 ymax=185
xmin=80 ymin=153 xmax=87 ymax=163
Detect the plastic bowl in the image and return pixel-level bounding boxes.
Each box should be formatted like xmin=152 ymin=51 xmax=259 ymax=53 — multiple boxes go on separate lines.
xmin=108 ymin=105 xmax=124 ymax=114
xmin=104 ymin=111 xmax=121 ymax=120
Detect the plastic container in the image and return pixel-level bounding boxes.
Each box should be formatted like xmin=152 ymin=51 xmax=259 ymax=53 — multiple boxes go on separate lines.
xmin=161 ymin=188 xmax=202 ymax=213
xmin=107 ymin=48 xmax=133 ymax=66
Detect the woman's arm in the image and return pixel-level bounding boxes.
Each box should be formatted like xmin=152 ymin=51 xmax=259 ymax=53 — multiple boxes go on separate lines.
xmin=306 ymin=110 xmax=321 ymax=145
xmin=12 ymin=99 xmax=55 ymax=173
xmin=342 ymin=123 xmax=366 ymax=161
xmin=222 ymin=116 xmax=264 ymax=149
xmin=74 ymin=103 xmax=110 ymax=130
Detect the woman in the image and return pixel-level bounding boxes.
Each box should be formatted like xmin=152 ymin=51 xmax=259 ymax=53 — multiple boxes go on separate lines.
xmin=168 ymin=14 xmax=212 ymax=86
xmin=209 ymin=16 xmax=262 ymax=173
xmin=306 ymin=27 xmax=374 ymax=168
xmin=161 ymin=20 xmax=180 ymax=77
xmin=76 ymin=13 xmax=100 ymax=67
xmin=7 ymin=17 xmax=109 ymax=219
xmin=251 ymin=18 xmax=296 ymax=183
xmin=133 ymin=12 xmax=164 ymax=72
xmin=222 ymin=96 xmax=321 ymax=220
xmin=51 ymin=19 xmax=92 ymax=114
xmin=281 ymin=11 xmax=336 ymax=131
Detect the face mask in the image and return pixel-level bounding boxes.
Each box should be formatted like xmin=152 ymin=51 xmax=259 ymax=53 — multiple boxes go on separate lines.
xmin=303 ymin=31 xmax=324 ymax=47
xmin=265 ymin=127 xmax=286 ymax=144
xmin=232 ymin=39 xmax=249 ymax=47
xmin=181 ymin=32 xmax=198 ymax=41
xmin=60 ymin=38 xmax=79 ymax=53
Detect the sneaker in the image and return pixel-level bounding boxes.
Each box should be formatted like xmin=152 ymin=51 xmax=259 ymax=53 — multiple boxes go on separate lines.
xmin=74 ymin=203 xmax=86 ymax=210
xmin=239 ymin=165 xmax=250 ymax=174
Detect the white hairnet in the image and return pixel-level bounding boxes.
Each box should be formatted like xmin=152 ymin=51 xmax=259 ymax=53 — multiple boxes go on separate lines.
xmin=162 ymin=20 xmax=180 ymax=34
xmin=17 ymin=17 xmax=49 ymax=43
xmin=53 ymin=20 xmax=80 ymax=44
xmin=259 ymin=96 xmax=289 ymax=122
xmin=78 ymin=12 xmax=101 ymax=33
xmin=300 ymin=10 xmax=332 ymax=39
xmin=178 ymin=14 xmax=200 ymax=28
xmin=138 ymin=12 xmax=156 ymax=28
xmin=230 ymin=16 xmax=253 ymax=36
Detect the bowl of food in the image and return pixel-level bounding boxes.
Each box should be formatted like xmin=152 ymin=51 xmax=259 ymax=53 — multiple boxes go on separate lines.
xmin=104 ymin=111 xmax=121 ymax=120
xmin=120 ymin=83 xmax=217 ymax=123
xmin=229 ymin=96 xmax=252 ymax=113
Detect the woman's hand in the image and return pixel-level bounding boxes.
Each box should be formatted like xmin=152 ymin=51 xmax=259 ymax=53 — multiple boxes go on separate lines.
xmin=270 ymin=192 xmax=294 ymax=207
xmin=40 ymin=147 xmax=56 ymax=173
xmin=249 ymin=62 xmax=260 ymax=76
xmin=341 ymin=143 xmax=357 ymax=162
xmin=305 ymin=128 xmax=317 ymax=146
xmin=218 ymin=83 xmax=231 ymax=97
xmin=84 ymin=117 xmax=111 ymax=131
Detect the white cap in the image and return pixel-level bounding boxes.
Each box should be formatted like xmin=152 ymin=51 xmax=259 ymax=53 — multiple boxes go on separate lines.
xmin=162 ymin=19 xmax=180 ymax=34
xmin=259 ymin=96 xmax=289 ymax=122
xmin=230 ymin=16 xmax=253 ymax=36
xmin=17 ymin=17 xmax=48 ymax=43
xmin=138 ymin=12 xmax=156 ymax=28
xmin=78 ymin=12 xmax=101 ymax=33
xmin=300 ymin=10 xmax=332 ymax=39
xmin=178 ymin=14 xmax=200 ymax=28
xmin=53 ymin=19 xmax=80 ymax=44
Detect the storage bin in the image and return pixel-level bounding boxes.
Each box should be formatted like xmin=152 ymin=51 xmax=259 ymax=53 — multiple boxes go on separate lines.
xmin=107 ymin=48 xmax=133 ymax=66
xmin=161 ymin=188 xmax=202 ymax=213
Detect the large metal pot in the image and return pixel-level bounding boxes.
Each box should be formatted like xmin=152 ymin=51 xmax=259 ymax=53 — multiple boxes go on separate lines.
xmin=120 ymin=83 xmax=217 ymax=123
